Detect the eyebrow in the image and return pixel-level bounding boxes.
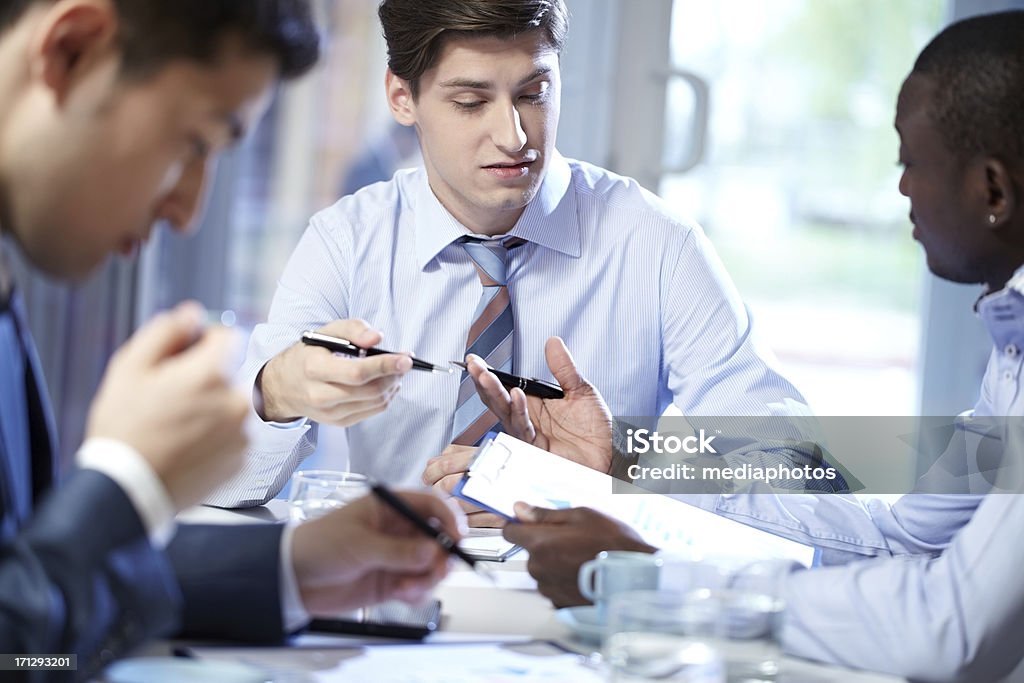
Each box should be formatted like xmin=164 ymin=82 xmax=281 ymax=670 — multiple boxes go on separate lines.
xmin=438 ymin=66 xmax=553 ymax=90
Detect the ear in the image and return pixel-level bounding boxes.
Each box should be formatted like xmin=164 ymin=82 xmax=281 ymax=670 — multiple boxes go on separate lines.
xmin=28 ymin=0 xmax=119 ymax=104
xmin=385 ymin=68 xmax=417 ymax=126
xmin=981 ymin=158 xmax=1017 ymax=230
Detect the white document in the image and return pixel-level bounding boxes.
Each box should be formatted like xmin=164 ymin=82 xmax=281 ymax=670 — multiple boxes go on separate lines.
xmin=457 ymin=433 xmax=815 ymax=566
xmin=312 ymin=642 xmax=603 ymax=683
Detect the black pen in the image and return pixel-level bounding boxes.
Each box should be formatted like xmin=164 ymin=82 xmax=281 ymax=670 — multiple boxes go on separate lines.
xmin=450 ymin=361 xmax=565 ymax=399
xmin=301 ymin=331 xmax=452 ymax=374
xmin=369 ymin=483 xmax=479 ymax=570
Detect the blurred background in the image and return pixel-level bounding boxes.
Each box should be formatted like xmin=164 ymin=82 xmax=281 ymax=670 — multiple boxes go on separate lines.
xmin=13 ymin=0 xmax=1023 ymax=470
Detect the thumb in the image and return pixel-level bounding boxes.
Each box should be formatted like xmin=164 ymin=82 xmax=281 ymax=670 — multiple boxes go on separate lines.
xmin=162 ymin=324 xmax=241 ymax=381
xmin=119 ymin=301 xmax=205 ymax=369
xmin=513 ymin=501 xmax=575 ymax=524
xmin=545 ymin=337 xmax=587 ymax=393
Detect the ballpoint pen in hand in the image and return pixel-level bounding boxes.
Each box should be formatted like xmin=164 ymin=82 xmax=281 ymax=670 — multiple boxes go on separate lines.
xmin=451 ymin=360 xmax=565 ymax=399
xmin=369 ymin=483 xmax=496 ymax=583
xmin=301 ymin=331 xmax=452 ymax=374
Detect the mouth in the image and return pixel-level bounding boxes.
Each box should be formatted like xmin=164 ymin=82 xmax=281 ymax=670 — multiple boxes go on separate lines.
xmin=482 ymin=155 xmax=539 ymax=179
xmin=909 ymin=214 xmax=920 ymax=240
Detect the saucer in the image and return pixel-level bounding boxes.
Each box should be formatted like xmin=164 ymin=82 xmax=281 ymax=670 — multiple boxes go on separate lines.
xmin=104 ymin=657 xmax=268 ymax=683
xmin=555 ymin=605 xmax=605 ymax=644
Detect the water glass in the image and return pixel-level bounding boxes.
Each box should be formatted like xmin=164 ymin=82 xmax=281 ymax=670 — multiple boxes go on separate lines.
xmin=678 ymin=561 xmax=788 ymax=682
xmin=604 ymin=590 xmax=726 ymax=683
xmin=287 ymin=469 xmax=370 ymax=522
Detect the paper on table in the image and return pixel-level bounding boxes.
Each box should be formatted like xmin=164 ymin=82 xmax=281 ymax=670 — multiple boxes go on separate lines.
xmin=310 ymin=642 xmax=603 ymax=683
xmin=456 ymin=432 xmax=815 ymax=566
xmin=459 ymin=528 xmax=521 ymax=561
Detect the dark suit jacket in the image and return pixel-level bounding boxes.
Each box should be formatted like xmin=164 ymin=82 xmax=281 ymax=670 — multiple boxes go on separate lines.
xmin=0 ymin=294 xmax=287 ymax=681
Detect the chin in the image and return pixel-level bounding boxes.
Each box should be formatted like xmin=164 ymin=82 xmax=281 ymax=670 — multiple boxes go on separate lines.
xmin=925 ymin=261 xmax=983 ymax=287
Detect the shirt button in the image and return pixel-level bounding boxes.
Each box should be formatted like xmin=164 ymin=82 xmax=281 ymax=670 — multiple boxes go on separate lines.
xmin=1007 ymin=344 xmax=1020 ymax=357
xmin=1005 ymin=371 xmax=1015 ymax=381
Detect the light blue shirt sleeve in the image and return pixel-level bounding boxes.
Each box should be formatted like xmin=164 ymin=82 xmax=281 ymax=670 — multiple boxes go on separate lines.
xmin=780 ymin=491 xmax=1024 ymax=681
xmin=204 ymin=213 xmax=350 ymax=507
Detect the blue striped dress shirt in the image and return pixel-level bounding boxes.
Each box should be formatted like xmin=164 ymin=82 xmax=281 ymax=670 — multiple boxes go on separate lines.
xmin=209 ymin=152 xmax=807 ymax=506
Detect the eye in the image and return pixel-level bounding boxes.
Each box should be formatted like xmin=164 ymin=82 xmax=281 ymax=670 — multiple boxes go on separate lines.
xmin=452 ymin=100 xmax=485 ymax=112
xmin=519 ymin=81 xmax=550 ymax=104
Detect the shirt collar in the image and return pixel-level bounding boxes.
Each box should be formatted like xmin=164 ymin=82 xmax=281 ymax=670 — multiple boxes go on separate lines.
xmin=976 ymin=263 xmax=1024 ymax=311
xmin=412 ymin=150 xmax=581 ymax=269
xmin=976 ymin=263 xmax=1024 ymax=349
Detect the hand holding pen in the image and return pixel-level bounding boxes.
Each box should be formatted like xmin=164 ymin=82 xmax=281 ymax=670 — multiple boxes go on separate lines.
xmin=459 ymin=338 xmax=615 ymax=475
xmin=257 ymin=321 xmax=415 ymax=426
xmin=370 ymin=483 xmax=496 ymax=584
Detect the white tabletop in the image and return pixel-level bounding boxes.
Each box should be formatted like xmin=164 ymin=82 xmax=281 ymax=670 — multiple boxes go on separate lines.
xmin=175 ymin=501 xmax=905 ymax=683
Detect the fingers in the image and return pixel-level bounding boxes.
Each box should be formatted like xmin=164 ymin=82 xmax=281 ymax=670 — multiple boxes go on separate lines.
xmin=507 ymin=388 xmax=536 ymax=442
xmin=318 ymin=318 xmax=383 ymax=349
xmin=466 ymin=354 xmax=513 ymax=420
xmin=467 ymin=354 xmax=537 ymax=442
xmin=310 ymin=350 xmax=413 ymax=387
xmin=360 ymin=534 xmax=441 ymax=573
xmin=117 ymin=301 xmax=205 ymax=368
xmin=307 ymin=318 xmax=413 ymax=387
xmin=513 ymin=502 xmax=555 ymax=524
xmin=544 ymin=337 xmax=587 ymax=393
xmin=466 ymin=511 xmax=507 ymax=528
xmin=316 ymin=392 xmax=398 ymax=427
xmin=383 ymin=490 xmax=463 ymax=542
xmin=507 ymin=503 xmax=590 ymax=527
xmin=162 ymin=324 xmax=240 ymax=384
xmin=421 ymin=445 xmax=476 ymax=486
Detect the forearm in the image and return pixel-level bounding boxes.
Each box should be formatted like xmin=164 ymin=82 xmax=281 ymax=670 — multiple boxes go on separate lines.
xmin=782 ymin=493 xmax=1024 ymax=681
xmin=0 ymin=471 xmax=180 ymax=675
xmin=167 ymin=523 xmax=287 ymax=642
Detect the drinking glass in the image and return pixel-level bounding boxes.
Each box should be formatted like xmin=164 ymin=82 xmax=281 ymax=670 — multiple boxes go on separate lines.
xmin=604 ymin=590 xmax=726 ymax=683
xmin=287 ymin=470 xmax=370 ymax=522
xmin=678 ymin=560 xmax=788 ymax=682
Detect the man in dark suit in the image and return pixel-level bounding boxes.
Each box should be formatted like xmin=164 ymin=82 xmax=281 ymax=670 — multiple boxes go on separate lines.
xmin=0 ymin=1 xmax=459 ymax=679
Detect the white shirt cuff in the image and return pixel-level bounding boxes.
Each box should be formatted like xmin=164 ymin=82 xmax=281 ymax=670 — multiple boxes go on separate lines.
xmin=280 ymin=522 xmax=311 ymax=632
xmin=76 ymin=437 xmax=177 ymax=548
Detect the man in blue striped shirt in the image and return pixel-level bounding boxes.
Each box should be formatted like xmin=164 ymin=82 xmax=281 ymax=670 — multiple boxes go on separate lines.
xmin=208 ymin=0 xmax=834 ymax=509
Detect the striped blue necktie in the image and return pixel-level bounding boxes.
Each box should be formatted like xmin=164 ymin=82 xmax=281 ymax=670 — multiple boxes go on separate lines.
xmin=452 ymin=236 xmax=526 ymax=445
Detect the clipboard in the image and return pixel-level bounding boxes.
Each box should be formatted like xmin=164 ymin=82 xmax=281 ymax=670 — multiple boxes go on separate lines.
xmin=453 ymin=432 xmax=816 ymax=567
xmin=451 ymin=436 xmax=518 ymax=521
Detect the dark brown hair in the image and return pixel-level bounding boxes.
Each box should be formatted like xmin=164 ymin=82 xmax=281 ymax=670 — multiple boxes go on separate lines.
xmin=378 ymin=0 xmax=568 ymax=97
xmin=0 ymin=0 xmax=320 ymax=80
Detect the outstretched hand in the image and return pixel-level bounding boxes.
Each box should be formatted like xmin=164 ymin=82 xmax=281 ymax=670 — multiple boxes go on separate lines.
xmin=466 ymin=337 xmax=614 ymax=473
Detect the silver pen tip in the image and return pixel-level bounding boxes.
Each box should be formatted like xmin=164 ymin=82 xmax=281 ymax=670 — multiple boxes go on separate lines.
xmin=450 ymin=361 xmax=468 ymax=370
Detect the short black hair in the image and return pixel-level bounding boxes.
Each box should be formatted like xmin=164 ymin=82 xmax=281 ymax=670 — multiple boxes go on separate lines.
xmin=913 ymin=10 xmax=1024 ymax=163
xmin=0 ymin=0 xmax=320 ymax=80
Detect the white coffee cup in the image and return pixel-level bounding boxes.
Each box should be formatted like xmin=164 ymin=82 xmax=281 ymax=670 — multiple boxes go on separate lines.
xmin=578 ymin=550 xmax=663 ymax=619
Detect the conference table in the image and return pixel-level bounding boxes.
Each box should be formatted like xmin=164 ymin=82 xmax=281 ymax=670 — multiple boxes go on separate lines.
xmin=158 ymin=500 xmax=905 ymax=683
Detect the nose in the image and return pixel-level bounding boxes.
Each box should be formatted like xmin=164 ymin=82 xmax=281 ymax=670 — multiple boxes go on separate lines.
xmin=491 ymin=100 xmax=527 ymax=154
xmin=898 ymin=168 xmax=909 ymax=198
xmin=154 ymin=158 xmax=210 ymax=234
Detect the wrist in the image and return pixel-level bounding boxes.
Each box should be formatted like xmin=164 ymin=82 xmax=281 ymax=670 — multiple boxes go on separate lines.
xmin=257 ymin=357 xmax=301 ymax=422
